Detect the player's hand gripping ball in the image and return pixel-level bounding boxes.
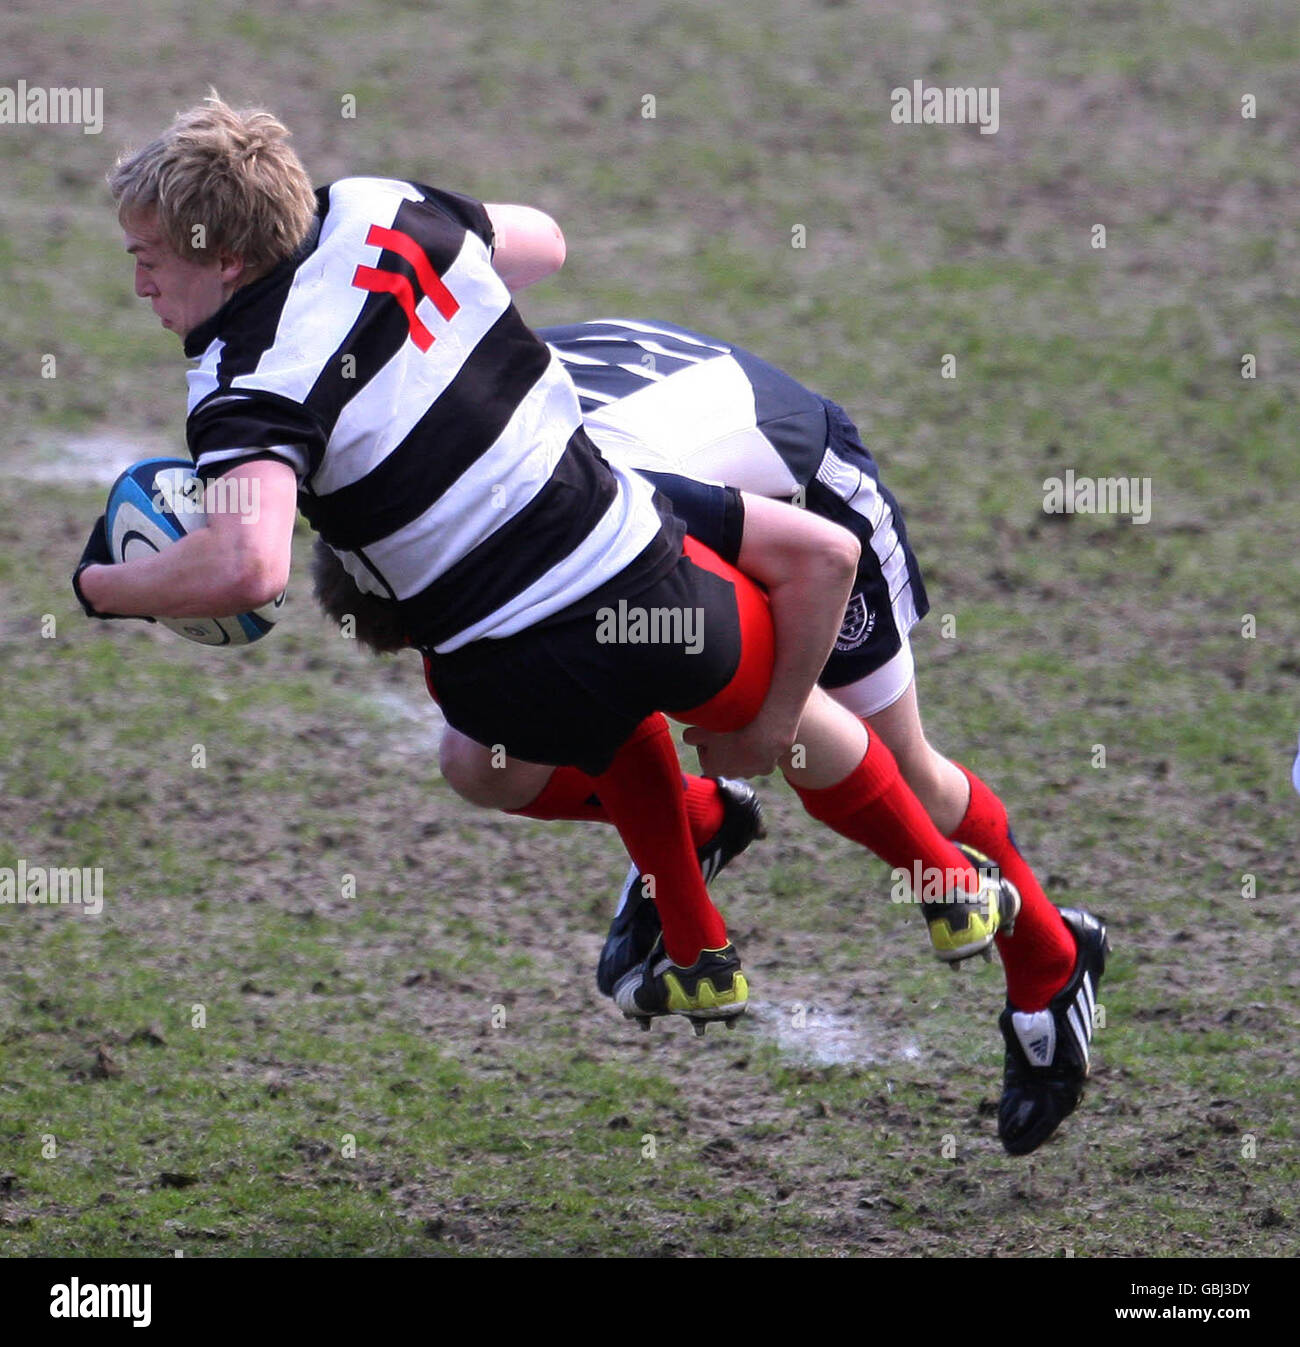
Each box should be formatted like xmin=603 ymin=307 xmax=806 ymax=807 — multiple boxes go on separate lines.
xmin=101 ymin=457 xmax=285 ymax=645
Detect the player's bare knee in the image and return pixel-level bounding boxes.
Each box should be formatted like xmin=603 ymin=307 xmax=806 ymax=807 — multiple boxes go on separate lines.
xmin=439 ymin=733 xmax=506 ymax=808
xmin=439 ymin=731 xmax=552 ymax=810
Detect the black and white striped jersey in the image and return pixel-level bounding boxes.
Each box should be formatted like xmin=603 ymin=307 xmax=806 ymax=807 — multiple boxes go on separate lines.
xmin=183 ymin=179 xmax=676 ymax=652
xmin=540 ymin=317 xmax=831 ymax=497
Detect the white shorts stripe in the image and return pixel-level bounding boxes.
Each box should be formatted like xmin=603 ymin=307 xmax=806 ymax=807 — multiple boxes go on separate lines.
xmin=816 ymin=444 xmax=919 ymax=658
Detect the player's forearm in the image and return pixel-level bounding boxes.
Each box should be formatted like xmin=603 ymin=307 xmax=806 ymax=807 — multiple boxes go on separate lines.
xmin=681 ymin=549 xmax=857 ymax=779
xmin=733 ymin=495 xmax=860 ymax=742
xmin=753 ymin=561 xmax=856 ymax=742
xmin=78 ymin=525 xmax=285 ymax=619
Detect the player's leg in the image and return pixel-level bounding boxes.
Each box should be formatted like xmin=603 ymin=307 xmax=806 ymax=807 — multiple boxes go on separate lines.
xmin=438 ymin=723 xmax=735 ymax=844
xmin=621 ymin=541 xmax=1012 ymax=977
xmin=833 ymin=658 xmax=1109 ymax=1157
xmin=591 ymin=713 xmax=735 ymax=985
xmin=806 ymin=398 xmax=1113 ymax=1149
xmin=773 ymin=685 xmax=1015 ymax=966
xmin=802 ymin=414 xmax=1018 ymax=962
xmin=421 ymin=623 xmax=746 ymax=1029
xmin=843 ymin=655 xmax=970 ymax=834
xmin=832 ymin=657 xmax=1076 ymax=1007
xmin=436 ymin=726 xmax=764 ymax=994
xmin=437 ymin=729 xmax=555 ymax=810
xmin=443 ymin=708 xmax=754 ymax=985
xmin=600 ymin=535 xmax=781 ymax=1029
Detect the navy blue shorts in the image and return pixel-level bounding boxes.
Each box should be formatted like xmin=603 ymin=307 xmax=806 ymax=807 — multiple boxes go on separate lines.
xmin=640 ymin=402 xmax=929 ymax=693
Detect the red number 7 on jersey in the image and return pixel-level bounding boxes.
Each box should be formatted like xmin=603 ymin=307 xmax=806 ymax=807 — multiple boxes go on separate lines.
xmin=351 ymin=223 xmax=460 ymax=352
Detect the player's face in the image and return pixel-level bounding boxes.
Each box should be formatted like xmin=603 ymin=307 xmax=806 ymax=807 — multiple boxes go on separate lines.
xmin=122 ymin=211 xmax=231 ymax=340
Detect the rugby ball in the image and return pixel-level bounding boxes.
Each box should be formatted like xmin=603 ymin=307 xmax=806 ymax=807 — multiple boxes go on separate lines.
xmin=103 ymin=457 xmax=285 ymax=646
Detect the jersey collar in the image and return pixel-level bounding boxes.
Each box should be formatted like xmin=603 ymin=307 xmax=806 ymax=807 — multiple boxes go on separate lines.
xmin=182 ymin=214 xmax=323 ymax=358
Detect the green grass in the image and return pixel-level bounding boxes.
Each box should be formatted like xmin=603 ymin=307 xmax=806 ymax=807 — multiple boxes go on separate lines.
xmin=1 ymin=0 xmax=1299 ymax=1259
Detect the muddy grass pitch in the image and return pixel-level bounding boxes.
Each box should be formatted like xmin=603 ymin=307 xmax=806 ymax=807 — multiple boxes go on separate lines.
xmin=0 ymin=0 xmax=1297 ymax=1260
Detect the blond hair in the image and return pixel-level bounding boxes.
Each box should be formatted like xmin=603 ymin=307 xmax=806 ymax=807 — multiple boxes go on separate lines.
xmin=108 ymin=92 xmax=317 ymax=277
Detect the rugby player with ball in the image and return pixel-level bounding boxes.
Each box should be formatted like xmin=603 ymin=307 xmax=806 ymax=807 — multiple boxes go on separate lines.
xmin=73 ymin=94 xmax=987 ymax=1043
xmin=329 ymin=316 xmax=1110 ymax=1158
xmin=71 ymin=95 xmax=1100 ymax=1154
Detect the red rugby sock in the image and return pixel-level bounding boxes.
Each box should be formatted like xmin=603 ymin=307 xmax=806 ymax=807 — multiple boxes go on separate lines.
xmin=594 ymin=715 xmax=728 ymax=965
xmin=792 ymin=732 xmax=978 ymax=891
xmin=508 ymin=767 xmax=607 ymax=823
xmin=508 ymin=766 xmax=724 ymax=845
xmin=948 ymin=763 xmax=1077 ymax=1010
xmin=683 ymin=776 xmax=727 ymax=840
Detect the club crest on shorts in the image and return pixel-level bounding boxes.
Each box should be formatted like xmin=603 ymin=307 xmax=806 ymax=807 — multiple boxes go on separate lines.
xmin=834 ymin=593 xmax=876 ymax=652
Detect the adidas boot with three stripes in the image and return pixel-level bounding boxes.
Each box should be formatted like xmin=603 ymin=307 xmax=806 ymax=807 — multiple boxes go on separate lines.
xmin=997 ymin=907 xmax=1110 ymax=1155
